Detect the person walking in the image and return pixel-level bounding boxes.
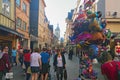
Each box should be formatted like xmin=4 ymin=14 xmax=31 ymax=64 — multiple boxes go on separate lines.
xmin=11 ymin=47 xmax=17 ymax=66
xmin=30 ymin=48 xmax=42 ymax=80
xmin=40 ymin=48 xmax=50 ymax=80
xmin=101 ymin=53 xmax=120 ymax=80
xmin=0 ymin=46 xmax=11 ymax=80
xmin=53 ymin=49 xmax=66 ymax=80
xmin=18 ymin=47 xmax=24 ymax=66
xmin=23 ymin=49 xmax=31 ymax=80
xmin=69 ymin=48 xmax=73 ymax=60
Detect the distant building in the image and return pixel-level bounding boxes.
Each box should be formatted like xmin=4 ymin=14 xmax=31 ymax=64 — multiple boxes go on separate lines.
xmin=55 ymin=24 xmax=60 ymax=39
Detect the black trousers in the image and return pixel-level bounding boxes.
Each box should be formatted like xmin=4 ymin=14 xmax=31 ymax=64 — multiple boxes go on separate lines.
xmin=56 ymin=67 xmax=63 ymax=80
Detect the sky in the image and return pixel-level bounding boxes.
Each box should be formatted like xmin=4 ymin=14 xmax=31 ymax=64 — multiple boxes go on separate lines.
xmin=45 ymin=0 xmax=77 ymax=38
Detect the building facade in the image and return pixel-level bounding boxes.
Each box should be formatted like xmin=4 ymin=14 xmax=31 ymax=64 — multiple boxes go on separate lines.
xmin=97 ymin=0 xmax=120 ymax=33
xmin=0 ymin=0 xmax=22 ymax=51
xmin=16 ymin=0 xmax=30 ymax=49
xmin=64 ymin=9 xmax=74 ymax=46
xmin=53 ymin=34 xmax=59 ymax=49
xmin=30 ymin=0 xmax=52 ymax=50
xmin=48 ymin=24 xmax=54 ymax=48
xmin=38 ymin=0 xmax=47 ymax=49
xmin=30 ymin=0 xmax=40 ymax=50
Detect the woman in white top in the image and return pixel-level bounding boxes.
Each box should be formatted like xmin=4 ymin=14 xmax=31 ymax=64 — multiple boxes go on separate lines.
xmin=53 ymin=49 xmax=66 ymax=80
xmin=30 ymin=48 xmax=42 ymax=80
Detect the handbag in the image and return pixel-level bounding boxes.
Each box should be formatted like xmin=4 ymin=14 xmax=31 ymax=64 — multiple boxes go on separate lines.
xmin=64 ymin=69 xmax=67 ymax=80
xmin=5 ymin=72 xmax=13 ymax=79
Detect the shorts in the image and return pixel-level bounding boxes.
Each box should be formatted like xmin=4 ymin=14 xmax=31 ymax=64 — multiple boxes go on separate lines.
xmin=31 ymin=67 xmax=39 ymax=73
xmin=41 ymin=63 xmax=49 ymax=74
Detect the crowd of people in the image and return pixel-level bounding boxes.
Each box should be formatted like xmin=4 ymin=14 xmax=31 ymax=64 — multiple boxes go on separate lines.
xmin=0 ymin=46 xmax=67 ymax=80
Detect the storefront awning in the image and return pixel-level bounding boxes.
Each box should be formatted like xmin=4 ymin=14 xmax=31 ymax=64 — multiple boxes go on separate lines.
xmin=0 ymin=25 xmax=24 ymax=37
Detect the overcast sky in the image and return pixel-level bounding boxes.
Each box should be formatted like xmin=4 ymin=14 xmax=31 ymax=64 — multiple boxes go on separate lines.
xmin=45 ymin=0 xmax=77 ymax=38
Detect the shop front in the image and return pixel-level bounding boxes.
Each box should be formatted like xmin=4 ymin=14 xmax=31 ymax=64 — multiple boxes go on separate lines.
xmin=0 ymin=25 xmax=23 ymax=53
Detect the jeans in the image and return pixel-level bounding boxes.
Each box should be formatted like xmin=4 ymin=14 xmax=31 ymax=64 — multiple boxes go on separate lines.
xmin=19 ymin=56 xmax=23 ymax=66
xmin=12 ymin=56 xmax=17 ymax=65
xmin=24 ymin=61 xmax=30 ymax=72
xmin=56 ymin=67 xmax=63 ymax=80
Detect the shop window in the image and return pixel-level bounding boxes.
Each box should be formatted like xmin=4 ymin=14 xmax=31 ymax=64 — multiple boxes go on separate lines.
xmin=16 ymin=0 xmax=20 ymax=7
xmin=16 ymin=17 xmax=22 ymax=28
xmin=22 ymin=2 xmax=27 ymax=13
xmin=23 ymin=21 xmax=27 ymax=31
xmin=2 ymin=0 xmax=11 ymax=17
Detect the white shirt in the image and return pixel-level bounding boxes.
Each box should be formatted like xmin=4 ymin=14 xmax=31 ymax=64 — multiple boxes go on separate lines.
xmin=30 ymin=52 xmax=41 ymax=67
xmin=57 ymin=56 xmax=63 ymax=67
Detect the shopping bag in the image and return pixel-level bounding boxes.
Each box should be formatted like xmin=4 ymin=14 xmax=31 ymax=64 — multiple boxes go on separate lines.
xmin=64 ymin=69 xmax=67 ymax=80
xmin=5 ymin=72 xmax=13 ymax=79
xmin=22 ymin=63 xmax=26 ymax=69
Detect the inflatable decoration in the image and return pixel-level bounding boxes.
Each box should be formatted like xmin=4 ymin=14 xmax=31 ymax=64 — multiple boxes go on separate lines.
xmin=89 ymin=32 xmax=106 ymax=44
xmin=76 ymin=32 xmax=92 ymax=42
xmin=106 ymin=29 xmax=111 ymax=39
xmin=76 ymin=11 xmax=87 ymax=24
xmin=72 ymin=20 xmax=90 ymax=35
xmin=77 ymin=44 xmax=82 ymax=49
xmin=82 ymin=65 xmax=98 ymax=79
xmin=100 ymin=20 xmax=107 ymax=29
xmin=93 ymin=0 xmax=99 ymax=5
xmin=87 ymin=11 xmax=102 ymax=19
xmin=69 ymin=35 xmax=77 ymax=42
xmin=89 ymin=45 xmax=99 ymax=59
xmin=87 ymin=11 xmax=102 ymax=32
xmin=88 ymin=19 xmax=101 ymax=32
xmin=84 ymin=1 xmax=94 ymax=9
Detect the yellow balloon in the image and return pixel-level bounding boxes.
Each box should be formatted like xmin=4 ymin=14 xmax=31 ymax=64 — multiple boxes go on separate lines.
xmin=77 ymin=44 xmax=81 ymax=48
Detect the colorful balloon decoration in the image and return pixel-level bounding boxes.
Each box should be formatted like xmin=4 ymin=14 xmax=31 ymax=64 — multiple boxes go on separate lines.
xmin=89 ymin=45 xmax=99 ymax=59
xmin=67 ymin=0 xmax=114 ymax=79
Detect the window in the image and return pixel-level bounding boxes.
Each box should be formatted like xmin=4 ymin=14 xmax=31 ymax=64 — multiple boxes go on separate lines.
xmin=22 ymin=2 xmax=27 ymax=13
xmin=16 ymin=17 xmax=21 ymax=28
xmin=2 ymin=0 xmax=11 ymax=16
xmin=16 ymin=0 xmax=20 ymax=7
xmin=23 ymin=21 xmax=26 ymax=31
